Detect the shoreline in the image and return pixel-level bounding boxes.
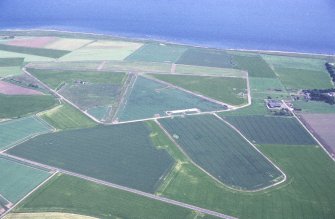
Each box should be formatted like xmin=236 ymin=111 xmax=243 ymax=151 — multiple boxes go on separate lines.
xmin=0 ymin=28 xmax=334 ymax=57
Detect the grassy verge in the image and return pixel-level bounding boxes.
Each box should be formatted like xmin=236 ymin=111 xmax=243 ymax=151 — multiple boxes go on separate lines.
xmin=39 ymin=103 xmax=96 ymax=130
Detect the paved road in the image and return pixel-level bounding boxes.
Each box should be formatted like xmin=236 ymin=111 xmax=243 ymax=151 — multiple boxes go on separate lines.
xmin=1 ymin=153 xmax=237 ymax=219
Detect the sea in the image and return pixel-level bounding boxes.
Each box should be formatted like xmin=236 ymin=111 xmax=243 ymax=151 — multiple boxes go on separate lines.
xmin=0 ymin=0 xmax=334 ymax=54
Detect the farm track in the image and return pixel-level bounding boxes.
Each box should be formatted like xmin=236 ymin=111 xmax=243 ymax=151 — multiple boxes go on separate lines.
xmin=0 ymin=153 xmax=237 ymax=219
xmin=111 ymin=73 xmax=138 ymax=123
xmin=97 ymin=61 xmax=106 ymax=71
xmin=170 ymin=63 xmax=176 ymax=73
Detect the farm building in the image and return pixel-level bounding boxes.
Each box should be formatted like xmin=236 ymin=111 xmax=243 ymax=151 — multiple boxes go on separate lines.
xmin=265 ymin=99 xmax=283 ymax=109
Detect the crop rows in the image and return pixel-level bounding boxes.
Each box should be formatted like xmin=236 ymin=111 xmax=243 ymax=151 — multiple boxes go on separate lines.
xmin=224 ymin=115 xmax=316 ymax=145
xmin=159 ymin=114 xmax=283 ymax=190
xmin=8 ymin=122 xmax=174 ymax=193
xmin=0 ymin=116 xmax=53 ymax=150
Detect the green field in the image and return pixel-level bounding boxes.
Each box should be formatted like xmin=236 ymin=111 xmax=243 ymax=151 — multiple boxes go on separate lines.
xmin=8 ymin=122 xmax=174 ymax=193
xmin=102 ymin=60 xmax=172 ymax=73
xmin=249 ymin=77 xmax=286 ymax=93
xmin=58 ymin=48 xmax=138 ymax=62
xmin=27 ymin=68 xmax=126 ymax=90
xmin=223 ymin=98 xmax=273 ymax=116
xmin=13 ymin=174 xmax=210 ymax=219
xmin=293 ymin=100 xmax=335 ymax=113
xmin=86 ymin=106 xmax=110 ymax=121
xmin=0 ymin=44 xmax=70 ymax=58
xmin=115 ymin=76 xmax=226 ymax=121
xmin=0 ymin=58 xmax=24 ymax=66
xmin=0 ymin=94 xmax=56 ymax=118
xmin=160 ymin=144 xmax=335 ymax=219
xmin=0 ymin=116 xmax=53 ymax=150
xmin=58 ymin=83 xmax=122 ymax=110
xmin=0 ymin=156 xmax=50 ymax=203
xmin=262 ymin=54 xmax=327 ymax=71
xmin=175 ymin=64 xmax=247 ymax=77
xmin=149 ymin=74 xmax=247 ymax=105
xmin=176 ymin=48 xmax=238 ymax=68
xmin=0 ymin=50 xmax=54 ymax=62
xmin=159 ymin=115 xmax=283 ymax=190
xmin=125 ymin=43 xmax=187 ymax=63
xmin=39 ymin=104 xmax=96 ymax=130
xmin=234 ymin=55 xmax=277 ymax=78
xmin=0 ymin=66 xmax=22 ymax=77
xmin=274 ymin=67 xmax=333 ymax=89
xmin=29 ymin=60 xmax=171 ymax=74
xmin=223 ymin=115 xmax=316 ymax=145
xmin=0 ymin=57 xmax=24 ymax=77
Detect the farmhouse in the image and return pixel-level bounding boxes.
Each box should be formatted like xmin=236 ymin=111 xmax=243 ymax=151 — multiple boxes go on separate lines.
xmin=265 ymin=99 xmax=283 ymax=109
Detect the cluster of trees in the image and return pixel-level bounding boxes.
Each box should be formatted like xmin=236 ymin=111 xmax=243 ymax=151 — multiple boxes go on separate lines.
xmin=303 ymin=88 xmax=335 ymax=105
xmin=325 ymin=62 xmax=335 ymax=82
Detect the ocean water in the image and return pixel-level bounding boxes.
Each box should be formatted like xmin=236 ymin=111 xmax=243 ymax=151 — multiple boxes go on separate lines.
xmin=0 ymin=0 xmax=334 ymax=54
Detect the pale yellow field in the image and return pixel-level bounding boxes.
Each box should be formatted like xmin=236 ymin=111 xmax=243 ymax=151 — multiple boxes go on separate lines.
xmin=44 ymin=38 xmax=93 ymax=51
xmin=87 ymin=40 xmax=142 ymax=49
xmin=175 ymin=64 xmax=248 ymax=77
xmin=58 ymin=40 xmax=143 ymax=61
xmin=4 ymin=212 xmax=97 ymax=219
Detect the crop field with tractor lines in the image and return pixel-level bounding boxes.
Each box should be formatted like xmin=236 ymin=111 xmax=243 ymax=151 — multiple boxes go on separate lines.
xmin=223 ymin=115 xmax=317 ymax=145
xmin=7 ymin=122 xmax=174 ymax=193
xmin=0 ymin=156 xmax=51 ymax=203
xmin=233 ymin=55 xmax=277 ymax=78
xmin=0 ymin=116 xmax=53 ymax=150
xmin=159 ymin=115 xmax=284 ymax=191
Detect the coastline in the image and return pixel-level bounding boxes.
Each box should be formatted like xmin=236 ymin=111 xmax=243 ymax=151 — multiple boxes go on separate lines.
xmin=0 ymin=28 xmax=334 ymax=58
